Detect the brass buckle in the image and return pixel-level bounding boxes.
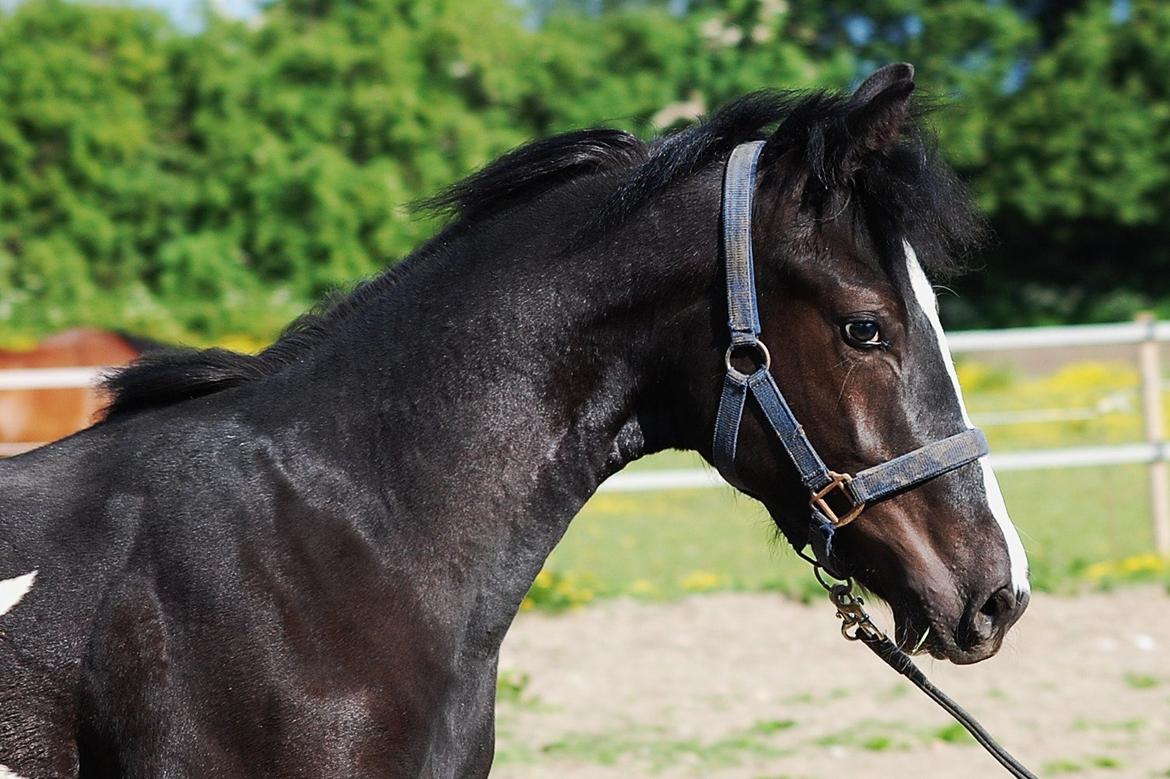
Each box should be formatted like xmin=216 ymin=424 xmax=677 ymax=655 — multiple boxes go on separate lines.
xmin=810 ymin=471 xmax=865 ymax=527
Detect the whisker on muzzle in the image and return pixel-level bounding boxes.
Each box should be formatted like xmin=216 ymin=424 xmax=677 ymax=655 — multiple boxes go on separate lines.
xmin=912 ymin=626 xmax=931 ymax=655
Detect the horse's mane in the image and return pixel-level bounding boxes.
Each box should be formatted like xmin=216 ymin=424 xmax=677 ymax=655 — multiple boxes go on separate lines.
xmin=103 ymin=287 xmax=375 ymax=418
xmin=103 ymin=88 xmax=981 ymax=419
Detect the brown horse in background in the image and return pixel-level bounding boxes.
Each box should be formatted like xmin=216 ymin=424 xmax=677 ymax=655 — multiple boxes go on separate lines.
xmin=0 ymin=328 xmax=161 ymax=451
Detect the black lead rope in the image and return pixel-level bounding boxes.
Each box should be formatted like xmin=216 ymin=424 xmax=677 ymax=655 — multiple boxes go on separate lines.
xmin=803 ymin=558 xmax=1038 ymax=779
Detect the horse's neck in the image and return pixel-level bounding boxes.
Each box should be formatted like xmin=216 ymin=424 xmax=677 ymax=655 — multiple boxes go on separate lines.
xmin=291 ymin=214 xmax=708 ymax=648
xmin=344 ymin=242 xmax=657 ymax=514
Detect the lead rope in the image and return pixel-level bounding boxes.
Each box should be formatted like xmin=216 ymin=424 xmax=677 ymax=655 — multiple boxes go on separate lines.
xmin=797 ymin=552 xmax=1038 ymax=779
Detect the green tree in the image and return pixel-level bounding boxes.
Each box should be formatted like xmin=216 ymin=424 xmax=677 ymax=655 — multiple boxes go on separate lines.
xmin=951 ymin=0 xmax=1170 ymax=326
xmin=0 ymin=0 xmax=186 ymax=336
xmin=1 ymin=0 xmax=1168 ymax=340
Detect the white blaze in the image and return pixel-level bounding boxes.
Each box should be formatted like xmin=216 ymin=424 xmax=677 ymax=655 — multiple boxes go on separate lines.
xmin=903 ymin=242 xmax=1030 ymax=595
xmin=0 ymin=570 xmax=37 ymax=618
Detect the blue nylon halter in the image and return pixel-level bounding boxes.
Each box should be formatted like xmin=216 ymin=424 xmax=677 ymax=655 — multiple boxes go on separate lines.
xmin=711 ymin=140 xmax=990 ymax=553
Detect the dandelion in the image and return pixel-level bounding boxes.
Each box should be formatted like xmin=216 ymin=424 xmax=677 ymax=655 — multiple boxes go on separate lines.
xmin=680 ymin=570 xmax=723 ymax=592
xmin=1084 ymin=554 xmax=1168 ymax=583
xmin=629 ymin=578 xmax=656 ymax=595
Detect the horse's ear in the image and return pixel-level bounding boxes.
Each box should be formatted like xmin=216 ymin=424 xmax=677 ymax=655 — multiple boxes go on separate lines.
xmin=845 ymin=63 xmax=915 ymax=157
xmin=762 ymin=62 xmax=916 ymax=190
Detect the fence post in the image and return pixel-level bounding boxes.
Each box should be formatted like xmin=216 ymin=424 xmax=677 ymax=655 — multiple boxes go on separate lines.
xmin=1137 ymin=312 xmax=1170 ymax=555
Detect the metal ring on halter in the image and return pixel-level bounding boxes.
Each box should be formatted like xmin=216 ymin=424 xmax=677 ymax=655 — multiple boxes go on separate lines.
xmin=723 ymin=340 xmax=771 ymax=381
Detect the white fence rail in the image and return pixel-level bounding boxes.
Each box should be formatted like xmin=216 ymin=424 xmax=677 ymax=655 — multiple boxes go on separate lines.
xmin=598 ymin=443 xmax=1170 ymax=495
xmin=946 ymin=319 xmax=1170 ymax=351
xmin=2 ymin=318 xmax=1169 ymax=552
xmin=0 ymin=366 xmax=108 ymax=390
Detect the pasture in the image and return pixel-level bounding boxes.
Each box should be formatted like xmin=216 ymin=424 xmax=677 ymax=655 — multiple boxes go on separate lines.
xmin=535 ymin=462 xmax=1156 ymax=605
xmin=494 ymin=357 xmax=1170 ymax=777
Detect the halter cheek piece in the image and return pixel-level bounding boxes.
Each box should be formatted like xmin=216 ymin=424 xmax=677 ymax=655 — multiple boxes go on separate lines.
xmin=712 ymin=141 xmax=990 ymax=556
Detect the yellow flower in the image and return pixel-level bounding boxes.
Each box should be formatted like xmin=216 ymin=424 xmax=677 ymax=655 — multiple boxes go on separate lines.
xmin=1120 ymin=554 xmax=1167 ymax=574
xmin=680 ymin=570 xmax=723 ymax=592
xmin=1085 ymin=554 xmax=1168 ymax=581
xmin=630 ymin=578 xmax=656 ymax=595
xmin=1084 ymin=560 xmax=1116 ymax=580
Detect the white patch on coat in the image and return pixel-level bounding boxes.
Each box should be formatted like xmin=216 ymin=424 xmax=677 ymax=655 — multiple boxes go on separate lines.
xmin=0 ymin=763 xmax=32 ymax=779
xmin=903 ymin=241 xmax=1030 ymax=595
xmin=0 ymin=570 xmax=37 ymax=618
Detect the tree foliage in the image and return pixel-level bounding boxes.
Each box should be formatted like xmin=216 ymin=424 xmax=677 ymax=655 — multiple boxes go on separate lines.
xmin=0 ymin=0 xmax=1164 ymax=341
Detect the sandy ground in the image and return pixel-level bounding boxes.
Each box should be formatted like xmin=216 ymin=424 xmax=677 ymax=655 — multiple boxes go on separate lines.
xmin=495 ymin=588 xmax=1170 ymax=778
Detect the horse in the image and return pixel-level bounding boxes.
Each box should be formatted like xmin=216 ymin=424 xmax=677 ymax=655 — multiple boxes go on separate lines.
xmin=0 ymin=329 xmax=162 ymax=452
xmin=0 ymin=63 xmax=1030 ymax=778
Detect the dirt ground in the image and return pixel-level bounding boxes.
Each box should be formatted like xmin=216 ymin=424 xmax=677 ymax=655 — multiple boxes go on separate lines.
xmin=495 ymin=588 xmax=1170 ymax=778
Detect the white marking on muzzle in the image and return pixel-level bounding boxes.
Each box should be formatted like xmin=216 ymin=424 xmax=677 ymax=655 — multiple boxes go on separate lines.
xmin=0 ymin=570 xmax=37 ymax=618
xmin=0 ymin=764 xmax=32 ymax=779
xmin=903 ymin=242 xmax=1030 ymax=595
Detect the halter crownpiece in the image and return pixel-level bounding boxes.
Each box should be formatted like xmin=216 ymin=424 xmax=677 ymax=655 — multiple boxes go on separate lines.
xmin=711 ymin=140 xmax=990 ymax=536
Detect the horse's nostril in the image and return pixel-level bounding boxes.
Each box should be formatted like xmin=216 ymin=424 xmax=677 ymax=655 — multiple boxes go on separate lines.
xmin=958 ymin=585 xmax=1021 ymax=650
xmin=979 ymin=586 xmax=1016 ymax=621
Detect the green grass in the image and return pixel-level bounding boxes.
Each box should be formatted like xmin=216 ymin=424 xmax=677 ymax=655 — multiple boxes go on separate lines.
xmin=496 ymin=721 xmax=795 ymax=772
xmin=544 ymin=482 xmax=811 ymax=602
xmin=1045 ymin=759 xmax=1086 ymax=775
xmin=931 ymin=722 xmax=976 ymax=745
xmin=1048 ymin=753 xmax=1127 ymax=776
xmin=751 ymin=719 xmax=798 ymax=735
xmin=495 ymin=669 xmax=532 ymax=705
xmin=813 ymin=719 xmax=914 ymax=752
xmin=497 ymin=716 xmax=1001 ymax=772
xmin=1043 ymin=755 xmax=1125 ymax=773
xmin=1001 ymin=466 xmax=1155 ymax=591
xmin=1122 ymin=673 xmax=1159 ymax=690
xmin=540 ymin=456 xmax=1157 ymax=604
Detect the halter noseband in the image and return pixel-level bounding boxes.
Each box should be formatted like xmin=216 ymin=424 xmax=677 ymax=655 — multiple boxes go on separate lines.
xmin=712 ymin=141 xmax=989 ymax=550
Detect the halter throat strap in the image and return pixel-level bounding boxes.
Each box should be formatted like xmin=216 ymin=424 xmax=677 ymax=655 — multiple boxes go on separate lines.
xmin=711 ymin=140 xmax=990 ymax=530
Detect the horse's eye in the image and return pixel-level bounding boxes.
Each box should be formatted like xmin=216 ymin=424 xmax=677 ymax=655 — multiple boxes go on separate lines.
xmin=842 ymin=320 xmax=883 ymax=348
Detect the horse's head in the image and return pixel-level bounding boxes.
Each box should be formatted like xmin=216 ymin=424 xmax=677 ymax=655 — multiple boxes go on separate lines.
xmin=696 ymin=64 xmax=1028 ymax=664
